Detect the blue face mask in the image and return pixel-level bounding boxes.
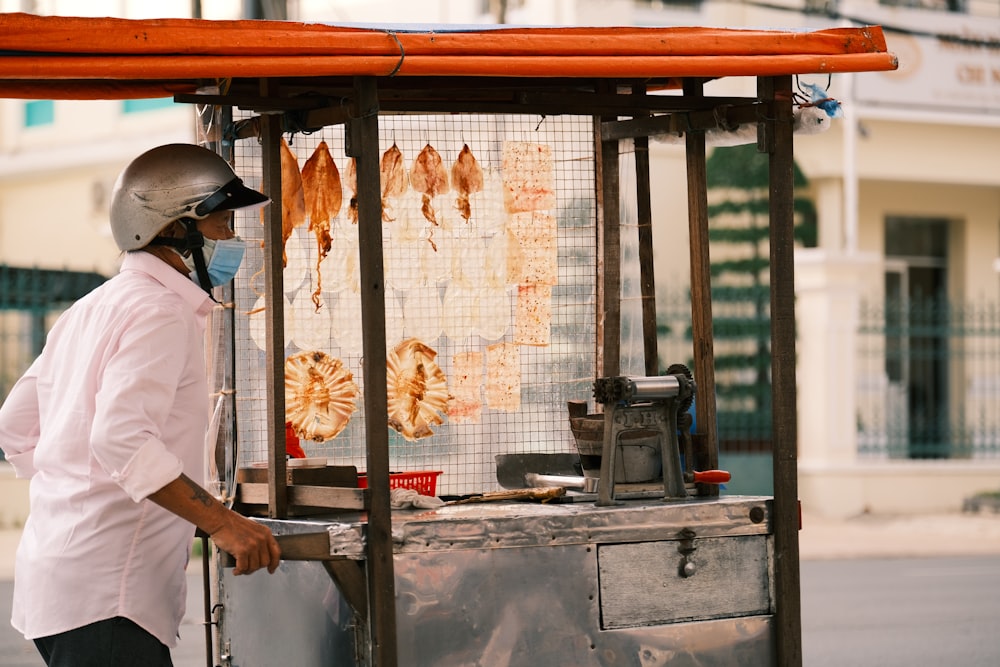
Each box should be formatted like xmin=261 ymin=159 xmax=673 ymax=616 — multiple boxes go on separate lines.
xmin=182 ymin=237 xmax=246 ymax=287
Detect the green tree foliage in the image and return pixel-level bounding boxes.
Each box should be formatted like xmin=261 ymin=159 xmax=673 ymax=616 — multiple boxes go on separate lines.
xmin=700 ymin=144 xmax=817 ymax=445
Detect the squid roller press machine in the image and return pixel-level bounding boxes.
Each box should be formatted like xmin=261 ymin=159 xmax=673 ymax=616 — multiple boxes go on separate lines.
xmin=593 ymin=365 xmax=729 ymax=506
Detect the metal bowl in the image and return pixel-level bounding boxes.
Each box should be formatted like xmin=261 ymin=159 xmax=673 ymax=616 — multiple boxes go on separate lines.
xmin=569 ymin=414 xmax=662 ymax=482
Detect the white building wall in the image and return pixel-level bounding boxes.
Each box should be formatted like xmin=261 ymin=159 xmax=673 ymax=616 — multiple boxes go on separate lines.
xmin=2 ymin=0 xmax=1000 ymax=521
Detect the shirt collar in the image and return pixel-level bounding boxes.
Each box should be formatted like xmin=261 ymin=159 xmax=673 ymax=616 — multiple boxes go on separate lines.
xmin=120 ymin=251 xmax=215 ymax=318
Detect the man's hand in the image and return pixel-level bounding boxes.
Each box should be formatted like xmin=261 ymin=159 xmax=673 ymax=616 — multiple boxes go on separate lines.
xmin=206 ymin=510 xmax=282 ymax=575
xmin=149 ymin=474 xmax=281 ymax=575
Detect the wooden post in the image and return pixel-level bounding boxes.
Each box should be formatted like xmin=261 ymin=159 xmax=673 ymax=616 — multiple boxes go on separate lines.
xmin=348 ymin=75 xmax=398 ymax=667
xmin=259 ymin=79 xmax=287 ymax=519
xmin=683 ymin=78 xmax=720 ymax=494
xmin=632 ymin=82 xmax=659 ymax=377
xmin=760 ymin=74 xmax=803 ymax=667
xmin=596 ymin=80 xmax=622 ymax=378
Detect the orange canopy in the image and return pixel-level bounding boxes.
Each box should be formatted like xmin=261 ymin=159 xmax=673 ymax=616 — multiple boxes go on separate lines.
xmin=0 ymin=13 xmax=897 ymax=100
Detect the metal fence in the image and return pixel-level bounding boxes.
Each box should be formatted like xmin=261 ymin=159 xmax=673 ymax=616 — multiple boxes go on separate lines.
xmin=5 ymin=266 xmax=999 ymax=461
xmin=857 ymin=296 xmax=1000 ymax=459
xmin=659 ymin=288 xmax=1000 ymax=459
xmin=654 ymin=286 xmax=774 ymax=452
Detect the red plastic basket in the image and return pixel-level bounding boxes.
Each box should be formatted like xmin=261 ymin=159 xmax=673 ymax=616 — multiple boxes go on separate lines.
xmin=357 ymin=471 xmax=442 ymax=496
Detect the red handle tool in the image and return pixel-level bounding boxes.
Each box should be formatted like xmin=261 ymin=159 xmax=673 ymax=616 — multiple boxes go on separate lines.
xmin=691 ymin=470 xmax=731 ymax=484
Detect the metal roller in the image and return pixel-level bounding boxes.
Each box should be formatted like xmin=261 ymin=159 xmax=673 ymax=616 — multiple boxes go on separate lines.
xmin=592 ymin=367 xmax=696 ymax=506
xmin=622 ymin=375 xmax=681 ymax=400
xmin=593 ymin=373 xmax=686 ymax=405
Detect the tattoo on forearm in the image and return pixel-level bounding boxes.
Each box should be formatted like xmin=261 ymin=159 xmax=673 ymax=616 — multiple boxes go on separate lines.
xmin=182 ymin=475 xmax=215 ymax=508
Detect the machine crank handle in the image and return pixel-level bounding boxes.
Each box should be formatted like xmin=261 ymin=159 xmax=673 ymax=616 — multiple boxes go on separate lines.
xmin=684 ymin=470 xmax=731 ymax=485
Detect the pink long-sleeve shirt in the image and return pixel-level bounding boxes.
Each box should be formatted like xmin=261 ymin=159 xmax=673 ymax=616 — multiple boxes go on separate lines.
xmin=0 ymin=251 xmax=215 ymax=647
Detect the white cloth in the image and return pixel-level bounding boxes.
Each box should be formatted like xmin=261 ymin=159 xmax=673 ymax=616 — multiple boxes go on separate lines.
xmin=0 ymin=251 xmax=214 ymax=647
xmin=389 ymin=487 xmax=445 ymax=510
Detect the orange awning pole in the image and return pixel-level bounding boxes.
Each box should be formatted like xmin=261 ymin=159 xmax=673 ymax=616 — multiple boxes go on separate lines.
xmin=0 ymin=53 xmax=898 ymax=82
xmin=0 ymin=13 xmax=888 ymax=58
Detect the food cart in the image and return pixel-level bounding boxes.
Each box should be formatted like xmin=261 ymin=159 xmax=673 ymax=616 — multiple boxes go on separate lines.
xmin=0 ymin=14 xmax=896 ymax=666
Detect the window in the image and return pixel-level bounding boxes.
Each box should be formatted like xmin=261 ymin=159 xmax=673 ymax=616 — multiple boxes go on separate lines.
xmin=122 ymin=98 xmax=175 ymax=113
xmin=635 ymin=0 xmax=703 ymax=8
xmin=24 ymin=100 xmax=54 ymax=127
xmin=878 ymin=0 xmax=967 ymax=12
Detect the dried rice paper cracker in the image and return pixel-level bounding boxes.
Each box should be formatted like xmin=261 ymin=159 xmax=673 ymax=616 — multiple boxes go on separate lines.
xmin=402 ymin=285 xmax=443 ymax=342
xmin=330 ymin=289 xmax=363 ymax=355
xmin=469 ymin=168 xmax=506 ymax=235
xmin=514 ymin=284 xmax=552 ymax=347
xmin=318 ymin=221 xmax=359 ymax=293
xmin=451 ymin=235 xmax=486 ymax=285
xmin=384 ymin=236 xmax=423 ymax=291
xmin=447 ymin=350 xmax=483 ymax=424
xmin=385 ymin=288 xmax=405 ymax=348
xmin=501 ymin=141 xmax=556 ymax=214
xmin=395 ymin=189 xmax=428 ymax=243
xmin=283 ymin=227 xmax=311 ymax=294
xmin=386 ymin=338 xmax=451 ymax=441
xmin=248 ymin=294 xmax=293 ymax=352
xmin=485 ymin=342 xmax=521 ymax=412
xmin=483 ymin=231 xmax=508 ymax=289
xmin=442 ymin=282 xmax=478 ymax=342
xmin=419 ymin=231 xmax=453 ymax=285
xmin=285 ymin=350 xmax=359 ymax=442
xmin=476 ymin=285 xmax=510 ymax=341
xmin=506 ymin=211 xmax=558 ymax=286
xmin=291 ymin=289 xmax=332 ymax=351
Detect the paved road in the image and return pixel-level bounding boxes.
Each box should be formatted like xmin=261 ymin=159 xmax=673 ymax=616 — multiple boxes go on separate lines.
xmin=1 ymin=555 xmax=998 ymax=666
xmin=802 ymin=555 xmax=1000 ymax=667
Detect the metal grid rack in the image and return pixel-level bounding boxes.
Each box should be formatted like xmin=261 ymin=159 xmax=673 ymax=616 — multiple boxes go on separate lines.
xmin=228 ymin=114 xmax=598 ymax=495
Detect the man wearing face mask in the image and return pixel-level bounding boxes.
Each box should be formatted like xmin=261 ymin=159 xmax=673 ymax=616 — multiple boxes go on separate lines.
xmin=0 ymin=144 xmax=281 ymax=666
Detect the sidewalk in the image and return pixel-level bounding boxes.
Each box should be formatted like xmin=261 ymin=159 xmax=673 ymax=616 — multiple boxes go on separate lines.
xmin=1 ymin=510 xmax=999 ymax=580
xmin=798 ymin=509 xmax=1000 ymax=559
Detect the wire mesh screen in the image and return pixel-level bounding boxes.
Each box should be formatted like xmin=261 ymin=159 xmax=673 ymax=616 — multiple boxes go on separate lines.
xmin=228 ymin=114 xmax=597 ymax=495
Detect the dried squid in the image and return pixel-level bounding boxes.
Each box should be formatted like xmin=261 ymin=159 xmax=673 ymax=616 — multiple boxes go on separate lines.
xmin=409 ymin=143 xmax=449 ymax=227
xmin=380 ymin=142 xmax=408 ymax=221
xmin=285 ymin=350 xmax=359 ymax=442
xmin=301 ymin=141 xmax=342 ymax=309
xmin=278 ymin=137 xmax=307 ymax=266
xmin=344 ymin=157 xmax=358 ymax=224
xmin=450 ymin=144 xmax=484 ymax=222
xmin=386 ymin=338 xmax=451 ymax=441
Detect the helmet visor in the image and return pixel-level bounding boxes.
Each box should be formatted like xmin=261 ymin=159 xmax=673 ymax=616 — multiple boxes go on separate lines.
xmin=195 ymin=177 xmax=270 ymax=217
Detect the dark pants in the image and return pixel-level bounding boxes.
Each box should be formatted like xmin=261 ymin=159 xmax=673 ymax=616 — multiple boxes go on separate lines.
xmin=33 ymin=617 xmax=173 ymax=667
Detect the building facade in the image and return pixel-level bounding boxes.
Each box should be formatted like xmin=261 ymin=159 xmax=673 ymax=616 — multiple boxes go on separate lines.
xmin=1 ymin=0 xmax=999 ymax=521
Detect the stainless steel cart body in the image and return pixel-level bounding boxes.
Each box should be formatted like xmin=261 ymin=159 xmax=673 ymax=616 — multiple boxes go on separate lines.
xmin=218 ymin=497 xmax=773 ymax=667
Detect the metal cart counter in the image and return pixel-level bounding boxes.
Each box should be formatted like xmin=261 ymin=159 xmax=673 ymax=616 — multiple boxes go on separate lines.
xmin=218 ymin=495 xmax=774 ymax=666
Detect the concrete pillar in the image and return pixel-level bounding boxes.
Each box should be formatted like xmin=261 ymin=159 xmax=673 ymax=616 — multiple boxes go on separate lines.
xmin=795 ymin=249 xmax=881 ymax=516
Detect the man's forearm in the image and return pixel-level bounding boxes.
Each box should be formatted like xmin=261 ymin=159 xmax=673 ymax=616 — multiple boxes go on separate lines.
xmin=148 ymin=473 xmax=229 ymax=535
xmin=149 ymin=473 xmax=281 ymax=575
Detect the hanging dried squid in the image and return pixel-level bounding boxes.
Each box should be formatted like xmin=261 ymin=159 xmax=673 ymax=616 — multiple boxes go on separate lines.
xmin=278 ymin=137 xmax=307 ymax=266
xmin=409 ymin=143 xmax=450 ymax=227
xmin=344 ymin=157 xmax=358 ymax=224
xmin=451 ymin=143 xmax=484 ymax=222
xmin=380 ymin=142 xmax=408 ymax=221
xmin=301 ymin=140 xmax=342 ymax=309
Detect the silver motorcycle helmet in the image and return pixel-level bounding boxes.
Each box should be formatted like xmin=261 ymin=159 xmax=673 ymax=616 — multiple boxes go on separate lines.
xmin=110 ymin=143 xmax=268 ymax=252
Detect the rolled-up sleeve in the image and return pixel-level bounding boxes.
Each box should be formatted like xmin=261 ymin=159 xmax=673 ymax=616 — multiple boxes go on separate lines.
xmin=91 ymin=306 xmax=190 ymax=502
xmin=0 ymin=368 xmax=42 ymax=478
